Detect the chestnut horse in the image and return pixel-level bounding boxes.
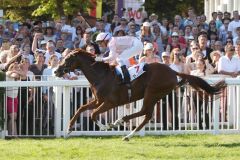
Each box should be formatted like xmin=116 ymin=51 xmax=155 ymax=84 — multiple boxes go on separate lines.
xmin=55 ymin=49 xmax=226 ymax=141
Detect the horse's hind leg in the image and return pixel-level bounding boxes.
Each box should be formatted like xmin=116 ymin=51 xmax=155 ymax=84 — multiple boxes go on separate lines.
xmin=113 ymin=96 xmax=158 ymax=129
xmin=123 ymin=110 xmax=153 ymax=141
xmin=68 ymin=99 xmax=99 ymax=133
xmin=118 ymin=95 xmax=158 ymax=140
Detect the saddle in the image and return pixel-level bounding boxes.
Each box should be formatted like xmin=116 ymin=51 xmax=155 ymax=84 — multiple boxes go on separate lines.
xmin=115 ymin=63 xmax=146 ymax=82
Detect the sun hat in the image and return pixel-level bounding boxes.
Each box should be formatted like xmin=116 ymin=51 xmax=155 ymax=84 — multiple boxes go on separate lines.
xmin=144 ymin=43 xmax=153 ymax=50
xmin=162 ymin=51 xmax=170 ymax=57
xmin=143 ymin=22 xmax=151 ymax=27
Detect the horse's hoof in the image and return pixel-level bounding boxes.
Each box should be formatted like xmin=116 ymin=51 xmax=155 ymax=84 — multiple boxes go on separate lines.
xmin=67 ymin=126 xmax=74 ymax=135
xmin=108 ymin=123 xmax=114 ymax=128
xmin=108 ymin=123 xmax=117 ymax=130
xmin=122 ymin=137 xmax=130 ymax=141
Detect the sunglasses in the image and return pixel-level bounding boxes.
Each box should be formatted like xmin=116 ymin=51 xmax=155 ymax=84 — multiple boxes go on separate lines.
xmin=16 ymin=38 xmax=23 ymax=41
xmin=192 ymin=47 xmax=199 ymax=50
xmin=172 ymin=36 xmax=178 ymax=38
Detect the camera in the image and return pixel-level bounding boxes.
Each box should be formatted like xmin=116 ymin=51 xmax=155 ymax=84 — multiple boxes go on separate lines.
xmin=121 ymin=8 xmax=126 ymax=12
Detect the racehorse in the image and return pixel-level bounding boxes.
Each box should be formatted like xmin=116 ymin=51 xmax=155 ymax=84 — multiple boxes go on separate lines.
xmin=55 ymin=49 xmax=226 ymax=141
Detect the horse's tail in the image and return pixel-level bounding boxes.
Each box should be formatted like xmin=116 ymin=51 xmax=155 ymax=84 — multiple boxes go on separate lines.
xmin=176 ymin=72 xmax=226 ymax=95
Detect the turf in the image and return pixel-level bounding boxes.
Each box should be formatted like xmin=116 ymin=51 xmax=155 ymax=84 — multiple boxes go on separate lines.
xmin=0 ymin=134 xmax=240 ymax=160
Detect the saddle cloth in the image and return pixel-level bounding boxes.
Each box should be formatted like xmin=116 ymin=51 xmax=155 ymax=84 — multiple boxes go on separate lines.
xmin=115 ymin=63 xmax=146 ymax=81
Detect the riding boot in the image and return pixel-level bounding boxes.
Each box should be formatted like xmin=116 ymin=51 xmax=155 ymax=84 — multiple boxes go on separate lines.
xmin=120 ymin=65 xmax=130 ymax=85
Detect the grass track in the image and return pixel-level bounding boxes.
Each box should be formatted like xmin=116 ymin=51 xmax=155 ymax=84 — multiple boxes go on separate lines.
xmin=1 ymin=134 xmax=240 ymax=160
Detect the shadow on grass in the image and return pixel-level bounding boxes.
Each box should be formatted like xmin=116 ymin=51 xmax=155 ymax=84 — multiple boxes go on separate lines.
xmin=205 ymin=143 xmax=240 ymax=148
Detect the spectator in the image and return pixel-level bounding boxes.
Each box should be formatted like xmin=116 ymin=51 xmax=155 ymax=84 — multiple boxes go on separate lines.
xmin=138 ymin=21 xmax=154 ymax=43
xmin=101 ymin=15 xmax=111 ymax=33
xmin=21 ymin=43 xmax=34 ymax=64
xmin=113 ymin=17 xmax=128 ymax=35
xmin=0 ymin=50 xmax=21 ymax=71
xmin=216 ymin=11 xmax=223 ymax=29
xmin=42 ymin=55 xmax=59 ymax=133
xmin=228 ymin=10 xmax=240 ymax=38
xmin=81 ymin=31 xmax=100 ymax=55
xmin=139 ymin=42 xmax=160 ymax=63
xmin=32 ymin=33 xmax=61 ymax=64
xmin=152 ymin=22 xmax=164 ymax=57
xmin=169 ymin=48 xmax=186 ymax=73
xmin=6 ymin=62 xmax=24 ymax=135
xmin=174 ymin=15 xmax=184 ymax=30
xmin=6 ymin=45 xmax=21 ymax=63
xmin=86 ymin=44 xmax=96 ymax=55
xmin=55 ymin=38 xmax=66 ymax=54
xmin=161 ymin=51 xmax=170 ymax=65
xmin=200 ymin=14 xmax=209 ymax=30
xmin=186 ymin=41 xmax=200 ymax=62
xmin=127 ymin=22 xmax=137 ymax=37
xmin=73 ymin=26 xmax=84 ymax=48
xmin=183 ymin=7 xmax=196 ymax=27
xmin=110 ymin=14 xmax=120 ymax=33
xmin=218 ymin=44 xmax=240 ymax=77
xmin=166 ymin=32 xmax=186 ymax=55
xmin=43 ymin=26 xmax=56 ymax=42
xmin=210 ymin=50 xmax=222 ymax=74
xmin=233 ymin=27 xmax=240 ymax=46
xmin=18 ymin=58 xmax=34 ymax=135
xmin=184 ymin=25 xmax=192 ymax=41
xmin=219 ymin=19 xmax=231 ymax=45
xmin=114 ymin=28 xmax=126 ymax=37
xmin=223 ymin=11 xmax=231 ymax=19
xmin=29 ymin=51 xmax=47 ymax=81
xmin=235 ymin=40 xmax=240 ymax=59
xmin=198 ymin=34 xmax=213 ymax=63
xmin=190 ymin=57 xmax=211 ymax=129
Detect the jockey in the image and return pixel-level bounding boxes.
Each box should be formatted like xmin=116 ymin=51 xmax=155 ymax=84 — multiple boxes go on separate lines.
xmin=95 ymin=32 xmax=143 ymax=84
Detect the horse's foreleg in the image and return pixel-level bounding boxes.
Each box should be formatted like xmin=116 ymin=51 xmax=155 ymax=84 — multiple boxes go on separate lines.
xmin=68 ymin=99 xmax=98 ymax=133
xmin=112 ymin=109 xmax=146 ymax=129
xmin=91 ymin=102 xmax=115 ymax=131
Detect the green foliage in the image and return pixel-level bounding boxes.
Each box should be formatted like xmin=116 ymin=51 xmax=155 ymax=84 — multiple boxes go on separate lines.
xmin=30 ymin=0 xmax=95 ymax=19
xmin=144 ymin=0 xmax=204 ymax=21
xmin=0 ymin=0 xmax=33 ymax=21
xmin=0 ymin=0 xmax=96 ymax=21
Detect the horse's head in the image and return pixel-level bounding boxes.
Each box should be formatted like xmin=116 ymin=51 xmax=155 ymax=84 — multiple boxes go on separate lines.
xmin=55 ymin=49 xmax=95 ymax=77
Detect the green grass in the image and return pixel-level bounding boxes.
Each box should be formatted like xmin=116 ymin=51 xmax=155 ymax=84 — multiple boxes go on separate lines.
xmin=1 ymin=134 xmax=240 ymax=160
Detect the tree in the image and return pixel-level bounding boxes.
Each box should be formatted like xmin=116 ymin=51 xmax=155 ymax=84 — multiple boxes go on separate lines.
xmin=144 ymin=0 xmax=204 ymax=21
xmin=30 ymin=0 xmax=96 ymax=19
xmin=0 ymin=0 xmax=96 ymax=21
xmin=0 ymin=0 xmax=33 ymax=21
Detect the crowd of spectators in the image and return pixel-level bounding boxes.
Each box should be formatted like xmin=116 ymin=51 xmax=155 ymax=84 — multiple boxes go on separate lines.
xmin=1 ymin=7 xmax=240 ymax=135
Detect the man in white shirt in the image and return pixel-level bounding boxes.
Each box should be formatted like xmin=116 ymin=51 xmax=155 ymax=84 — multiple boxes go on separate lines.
xmin=218 ymin=44 xmax=240 ymax=77
xmin=228 ymin=11 xmax=240 ymax=38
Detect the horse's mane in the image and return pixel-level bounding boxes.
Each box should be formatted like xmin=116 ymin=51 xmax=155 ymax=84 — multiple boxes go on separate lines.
xmin=71 ymin=49 xmax=115 ymax=71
